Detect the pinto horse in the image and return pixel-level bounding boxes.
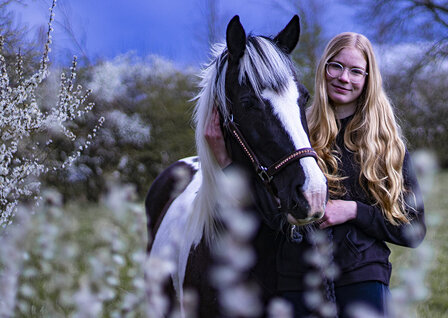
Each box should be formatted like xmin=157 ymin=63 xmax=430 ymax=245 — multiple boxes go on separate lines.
xmin=146 ymin=15 xmax=327 ymax=317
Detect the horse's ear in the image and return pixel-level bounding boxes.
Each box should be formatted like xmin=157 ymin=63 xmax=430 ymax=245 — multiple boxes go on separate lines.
xmin=226 ymin=15 xmax=246 ymax=61
xmin=274 ymin=15 xmax=300 ymax=54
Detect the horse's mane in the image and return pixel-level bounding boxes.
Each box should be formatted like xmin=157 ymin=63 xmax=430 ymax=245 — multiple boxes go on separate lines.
xmin=176 ymin=36 xmax=297 ymax=301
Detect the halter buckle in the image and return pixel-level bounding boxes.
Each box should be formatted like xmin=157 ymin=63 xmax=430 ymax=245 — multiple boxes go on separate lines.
xmin=223 ymin=113 xmax=234 ymax=127
xmin=257 ymin=166 xmax=273 ymax=184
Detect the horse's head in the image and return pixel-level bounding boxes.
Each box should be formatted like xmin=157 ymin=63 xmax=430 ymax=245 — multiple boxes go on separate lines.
xmin=216 ymin=15 xmax=327 ymax=226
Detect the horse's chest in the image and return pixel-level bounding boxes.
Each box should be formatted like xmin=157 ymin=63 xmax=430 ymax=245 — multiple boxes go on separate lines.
xmin=184 ymin=240 xmax=219 ymax=317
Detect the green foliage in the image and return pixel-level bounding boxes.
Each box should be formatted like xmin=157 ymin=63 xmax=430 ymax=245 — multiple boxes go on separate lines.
xmin=289 ymin=0 xmax=326 ymax=97
xmin=414 ymin=170 xmax=448 ymax=317
xmin=135 ymin=70 xmax=196 ymax=193
xmin=384 ymin=65 xmax=448 ymax=167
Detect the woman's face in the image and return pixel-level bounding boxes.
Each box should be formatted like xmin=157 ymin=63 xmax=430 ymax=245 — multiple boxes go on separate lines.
xmin=325 ymin=47 xmax=367 ymax=112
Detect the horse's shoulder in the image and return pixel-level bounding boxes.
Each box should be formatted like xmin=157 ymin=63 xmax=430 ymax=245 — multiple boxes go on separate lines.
xmin=146 ymin=156 xmax=199 ymax=251
xmin=145 ymin=156 xmax=199 ymax=206
xmin=184 ymin=238 xmax=219 ymax=317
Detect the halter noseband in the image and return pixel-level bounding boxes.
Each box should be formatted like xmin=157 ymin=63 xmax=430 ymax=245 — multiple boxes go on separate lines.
xmin=224 ymin=115 xmax=317 ymax=188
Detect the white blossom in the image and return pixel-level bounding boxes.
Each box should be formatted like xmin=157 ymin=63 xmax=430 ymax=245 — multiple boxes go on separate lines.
xmin=88 ymin=52 xmax=188 ymax=103
xmin=0 ymin=0 xmax=103 ymax=228
xmin=106 ymin=110 xmax=150 ymax=146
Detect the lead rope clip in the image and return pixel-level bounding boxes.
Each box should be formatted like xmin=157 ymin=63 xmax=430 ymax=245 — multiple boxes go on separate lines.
xmin=290 ymin=225 xmax=303 ymax=244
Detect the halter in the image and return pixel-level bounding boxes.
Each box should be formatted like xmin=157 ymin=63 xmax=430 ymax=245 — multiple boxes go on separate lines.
xmin=224 ymin=114 xmax=317 ymax=191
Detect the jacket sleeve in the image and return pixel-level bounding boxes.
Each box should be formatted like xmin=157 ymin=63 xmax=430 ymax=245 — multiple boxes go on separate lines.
xmin=350 ymin=151 xmax=426 ymax=247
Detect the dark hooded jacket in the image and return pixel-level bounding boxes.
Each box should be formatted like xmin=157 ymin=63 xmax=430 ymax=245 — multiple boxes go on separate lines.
xmin=242 ymin=115 xmax=425 ymax=293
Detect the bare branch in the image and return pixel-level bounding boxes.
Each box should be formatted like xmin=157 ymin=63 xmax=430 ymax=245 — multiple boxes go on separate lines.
xmin=53 ymin=0 xmax=91 ymax=65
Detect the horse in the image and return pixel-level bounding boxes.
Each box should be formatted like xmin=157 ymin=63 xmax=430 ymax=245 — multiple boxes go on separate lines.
xmin=146 ymin=15 xmax=327 ymax=318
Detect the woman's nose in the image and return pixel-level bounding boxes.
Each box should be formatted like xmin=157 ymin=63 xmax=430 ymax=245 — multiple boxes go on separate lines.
xmin=338 ymin=68 xmax=350 ymax=82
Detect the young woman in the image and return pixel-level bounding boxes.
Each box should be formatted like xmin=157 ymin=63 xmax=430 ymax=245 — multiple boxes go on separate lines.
xmin=205 ymin=32 xmax=425 ymax=317
xmin=277 ymin=32 xmax=426 ymax=318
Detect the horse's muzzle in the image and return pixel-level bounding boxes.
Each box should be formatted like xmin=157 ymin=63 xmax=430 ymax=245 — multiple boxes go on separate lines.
xmin=285 ymin=179 xmax=327 ymax=226
xmin=287 ymin=209 xmax=324 ymax=226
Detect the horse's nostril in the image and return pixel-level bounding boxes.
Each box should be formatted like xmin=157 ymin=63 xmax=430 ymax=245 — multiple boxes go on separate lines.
xmin=312 ymin=211 xmax=323 ymax=219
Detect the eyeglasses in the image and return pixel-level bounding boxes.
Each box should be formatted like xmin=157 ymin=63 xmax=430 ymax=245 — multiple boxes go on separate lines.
xmin=326 ymin=62 xmax=368 ymax=84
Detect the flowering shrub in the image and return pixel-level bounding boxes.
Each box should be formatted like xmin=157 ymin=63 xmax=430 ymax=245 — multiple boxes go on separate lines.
xmin=0 ymin=184 xmax=148 ymax=317
xmin=38 ymin=51 xmax=198 ymax=201
xmin=0 ymin=0 xmax=103 ymax=227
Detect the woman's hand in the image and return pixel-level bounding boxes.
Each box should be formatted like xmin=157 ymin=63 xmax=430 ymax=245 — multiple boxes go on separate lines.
xmin=204 ymin=108 xmax=232 ymax=168
xmin=319 ymin=200 xmax=357 ymax=229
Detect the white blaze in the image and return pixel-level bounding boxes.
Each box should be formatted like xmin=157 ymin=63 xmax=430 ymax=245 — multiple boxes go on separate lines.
xmin=261 ymin=78 xmax=326 ymax=211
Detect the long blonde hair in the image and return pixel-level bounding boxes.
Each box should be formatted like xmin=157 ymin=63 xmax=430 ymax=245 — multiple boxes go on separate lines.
xmin=307 ymin=32 xmax=408 ymax=225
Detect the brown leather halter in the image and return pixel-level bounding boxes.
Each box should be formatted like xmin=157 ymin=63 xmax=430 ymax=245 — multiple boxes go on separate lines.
xmin=224 ymin=115 xmax=318 ymax=188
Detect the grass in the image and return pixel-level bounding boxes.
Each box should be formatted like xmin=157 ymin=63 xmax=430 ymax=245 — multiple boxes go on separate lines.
xmin=1 ymin=188 xmax=149 ymax=317
xmin=389 ymin=170 xmax=448 ymax=317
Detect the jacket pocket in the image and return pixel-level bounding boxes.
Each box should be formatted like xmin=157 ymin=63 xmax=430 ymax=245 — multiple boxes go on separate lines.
xmin=335 ymin=228 xmax=377 ymax=270
xmin=344 ymin=229 xmax=376 ymax=256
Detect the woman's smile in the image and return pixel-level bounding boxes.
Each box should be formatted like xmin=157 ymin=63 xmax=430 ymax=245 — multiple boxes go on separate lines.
xmin=331 ymin=84 xmax=351 ymax=93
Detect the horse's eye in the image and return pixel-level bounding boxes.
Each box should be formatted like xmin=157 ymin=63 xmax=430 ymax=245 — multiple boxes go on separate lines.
xmin=240 ymin=94 xmax=262 ymax=110
xmin=240 ymin=99 xmax=252 ymax=108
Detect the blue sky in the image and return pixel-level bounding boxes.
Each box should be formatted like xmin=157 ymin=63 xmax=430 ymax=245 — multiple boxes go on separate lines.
xmin=13 ymin=0 xmax=362 ymax=67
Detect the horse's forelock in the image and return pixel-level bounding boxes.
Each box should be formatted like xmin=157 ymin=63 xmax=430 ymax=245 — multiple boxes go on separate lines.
xmin=194 ymin=43 xmax=229 ymax=127
xmin=241 ymin=36 xmax=295 ymax=98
